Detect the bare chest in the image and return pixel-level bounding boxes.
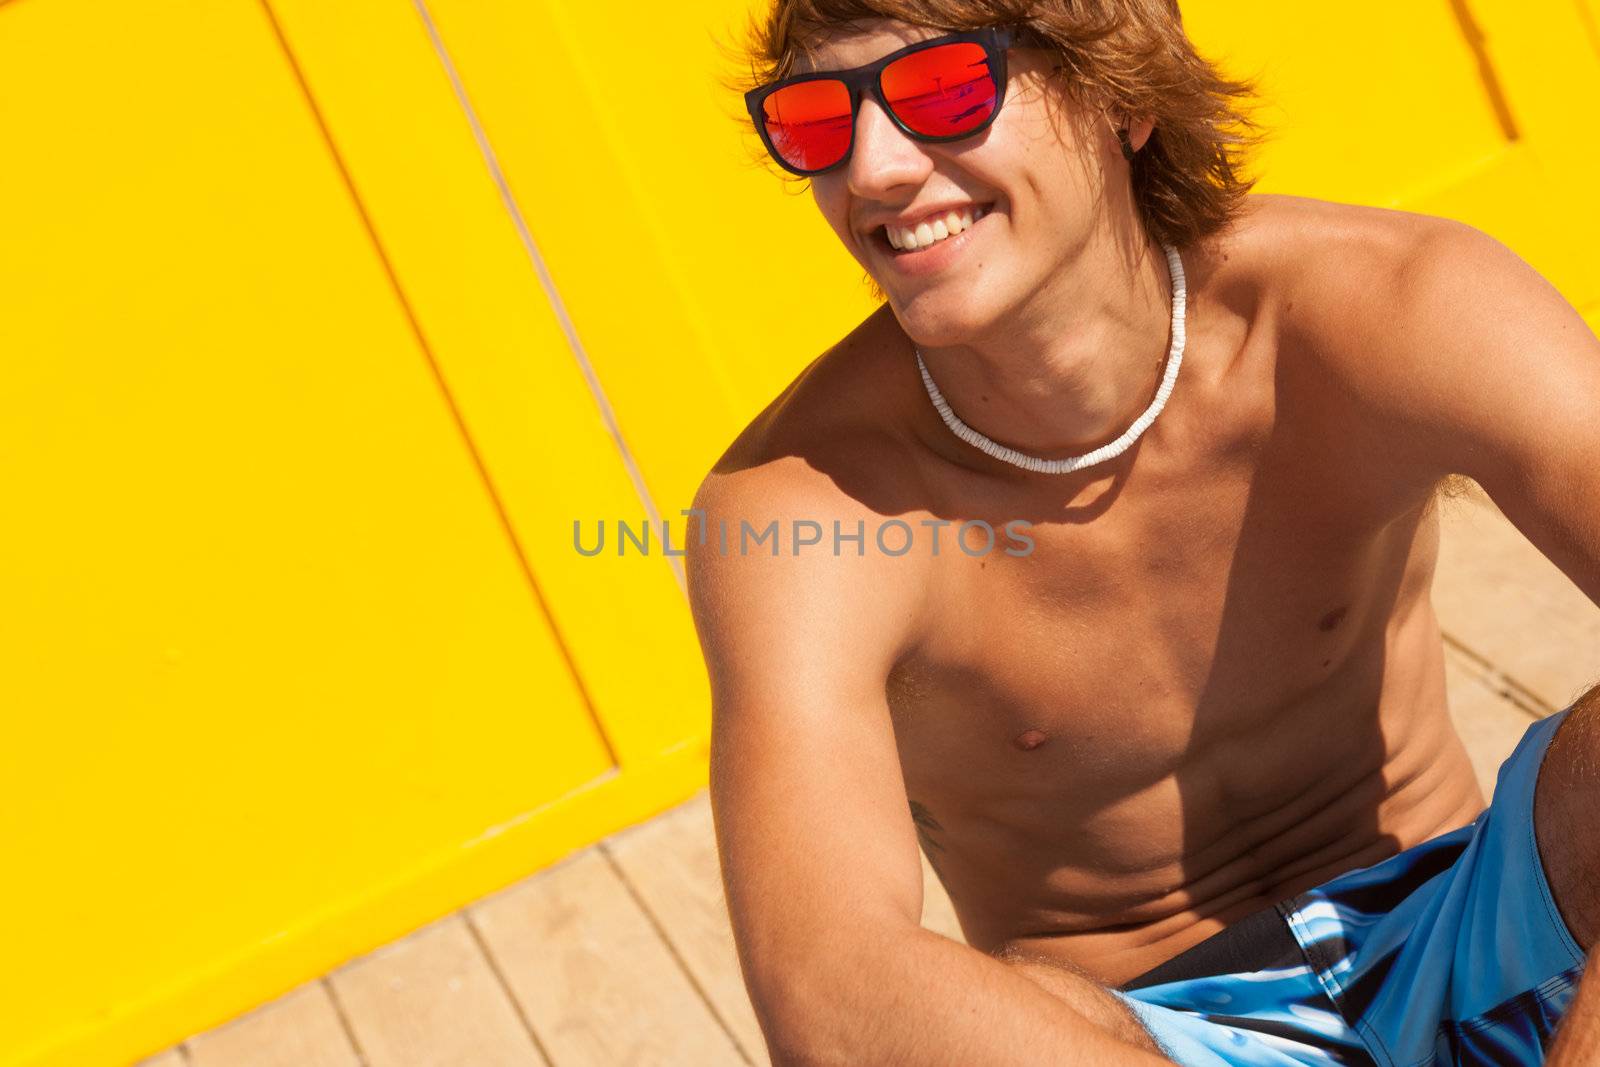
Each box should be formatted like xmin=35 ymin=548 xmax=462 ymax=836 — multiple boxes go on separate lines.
xmin=884 ymin=414 xmax=1444 ymax=821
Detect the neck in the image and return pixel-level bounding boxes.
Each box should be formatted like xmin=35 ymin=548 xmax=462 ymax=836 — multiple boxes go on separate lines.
xmin=911 ymin=227 xmax=1178 ymax=468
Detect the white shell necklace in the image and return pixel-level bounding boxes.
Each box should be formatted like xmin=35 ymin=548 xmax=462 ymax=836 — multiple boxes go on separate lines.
xmin=914 ymin=241 xmax=1187 ymax=475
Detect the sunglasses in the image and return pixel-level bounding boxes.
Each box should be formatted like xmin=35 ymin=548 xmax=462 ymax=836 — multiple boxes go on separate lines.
xmin=745 ymin=27 xmax=1018 ymax=176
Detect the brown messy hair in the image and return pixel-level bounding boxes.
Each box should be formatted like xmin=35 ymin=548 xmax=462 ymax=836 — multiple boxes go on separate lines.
xmin=722 ymin=0 xmax=1266 ymax=252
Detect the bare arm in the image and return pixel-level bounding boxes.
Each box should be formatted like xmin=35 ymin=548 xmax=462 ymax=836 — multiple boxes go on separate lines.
xmin=1335 ymin=217 xmax=1600 ymax=603
xmin=1382 ymin=227 xmax=1600 ymax=1060
xmin=686 ymin=465 xmax=1172 ymax=1067
xmin=1549 ymin=952 xmax=1600 ymax=1067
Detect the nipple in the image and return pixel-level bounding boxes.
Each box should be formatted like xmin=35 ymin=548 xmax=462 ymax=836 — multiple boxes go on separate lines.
xmin=1013 ymin=729 xmax=1049 ymax=751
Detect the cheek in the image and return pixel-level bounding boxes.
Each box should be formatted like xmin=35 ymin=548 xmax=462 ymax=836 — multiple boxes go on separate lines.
xmin=811 ymin=183 xmax=858 ymax=247
xmin=997 ymin=84 xmax=1104 ymax=192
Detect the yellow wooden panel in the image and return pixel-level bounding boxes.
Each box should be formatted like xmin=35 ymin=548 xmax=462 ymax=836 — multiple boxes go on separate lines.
xmin=1441 ymin=0 xmax=1600 ymax=310
xmin=1181 ymin=0 xmax=1599 ymax=309
xmin=413 ymin=0 xmax=875 ymax=469
xmin=0 ymin=1 xmax=614 ymax=1064
xmin=266 ymin=0 xmax=713 ymax=766
xmin=1183 ymin=1 xmax=1513 ymax=204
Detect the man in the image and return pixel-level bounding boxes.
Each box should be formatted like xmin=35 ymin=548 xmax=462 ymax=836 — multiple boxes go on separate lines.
xmin=685 ymin=3 xmax=1600 ymax=1064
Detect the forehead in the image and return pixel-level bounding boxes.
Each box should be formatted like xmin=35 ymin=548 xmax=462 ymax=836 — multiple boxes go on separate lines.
xmin=793 ymin=19 xmax=951 ymax=74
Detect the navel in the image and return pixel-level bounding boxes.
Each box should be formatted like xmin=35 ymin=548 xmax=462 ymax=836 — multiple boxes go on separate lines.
xmin=1318 ymin=606 xmax=1348 ymax=632
xmin=1013 ymin=728 xmax=1049 ymax=751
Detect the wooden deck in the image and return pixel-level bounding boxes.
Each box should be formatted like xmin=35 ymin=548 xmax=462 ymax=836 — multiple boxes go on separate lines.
xmin=138 ymin=486 xmax=1598 ymax=1067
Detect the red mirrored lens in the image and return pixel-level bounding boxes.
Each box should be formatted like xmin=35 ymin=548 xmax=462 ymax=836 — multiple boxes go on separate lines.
xmin=761 ymin=79 xmax=852 ymax=172
xmin=882 ymin=42 xmax=997 ymax=137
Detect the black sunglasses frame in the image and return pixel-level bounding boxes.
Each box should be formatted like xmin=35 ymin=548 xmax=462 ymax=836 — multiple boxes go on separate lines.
xmin=744 ymin=27 xmax=1019 ymax=177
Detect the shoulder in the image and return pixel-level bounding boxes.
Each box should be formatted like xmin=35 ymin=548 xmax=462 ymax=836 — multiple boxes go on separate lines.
xmin=1165 ymin=192 xmax=1439 ymax=367
xmin=1224 ymin=192 xmax=1547 ymax=369
xmin=1232 ymin=193 xmax=1600 ymax=483
xmin=1199 ymin=192 xmax=1444 ymax=311
xmin=687 ymin=309 xmax=933 ymax=676
xmin=695 ymin=300 xmax=933 ymax=533
xmin=713 ymin=303 xmax=919 ymax=464
xmin=1206 ymin=193 xmax=1535 ymax=395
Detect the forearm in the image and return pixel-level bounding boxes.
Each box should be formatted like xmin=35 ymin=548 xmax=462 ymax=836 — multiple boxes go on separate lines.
xmin=995 ymin=948 xmax=1157 ymax=1046
xmin=1549 ymin=951 xmax=1600 ymax=1067
xmin=761 ymin=923 xmax=1172 ymax=1067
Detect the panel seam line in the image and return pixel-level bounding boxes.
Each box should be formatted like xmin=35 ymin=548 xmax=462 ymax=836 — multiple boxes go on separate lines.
xmin=411 ymin=0 xmax=684 ymax=592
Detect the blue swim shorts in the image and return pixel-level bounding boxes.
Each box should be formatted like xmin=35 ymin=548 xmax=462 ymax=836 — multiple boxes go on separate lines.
xmin=1112 ymin=707 xmax=1589 ymax=1066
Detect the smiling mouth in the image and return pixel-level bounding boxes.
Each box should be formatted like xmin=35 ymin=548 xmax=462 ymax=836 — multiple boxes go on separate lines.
xmin=880 ymin=203 xmax=992 ymax=254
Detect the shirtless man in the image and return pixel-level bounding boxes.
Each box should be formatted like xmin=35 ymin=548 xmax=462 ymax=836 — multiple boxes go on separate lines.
xmin=685 ymin=5 xmax=1600 ymax=1064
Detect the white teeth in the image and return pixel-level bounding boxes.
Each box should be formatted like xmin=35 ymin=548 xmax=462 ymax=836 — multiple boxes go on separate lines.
xmin=886 ymin=205 xmax=989 ymax=251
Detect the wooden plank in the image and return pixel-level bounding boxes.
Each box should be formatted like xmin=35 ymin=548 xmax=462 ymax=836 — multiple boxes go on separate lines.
xmin=328 ymin=913 xmax=548 ymax=1067
xmin=184 ymin=981 xmax=360 ymax=1067
xmin=133 ymin=1051 xmax=189 ymax=1067
xmin=1444 ymin=645 xmax=1543 ymax=799
xmin=267 ymin=0 xmax=716 ymax=768
xmin=1435 ymin=489 xmax=1600 ymax=713
xmin=469 ymin=848 xmax=745 ymax=1067
xmin=601 ymin=794 xmax=768 ymax=1065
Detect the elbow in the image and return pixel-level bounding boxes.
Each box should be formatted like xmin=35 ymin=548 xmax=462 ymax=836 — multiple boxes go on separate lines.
xmin=746 ymin=951 xmax=880 ymax=1067
xmin=764 ymin=1033 xmax=848 ymax=1067
xmin=763 ymin=1021 xmax=860 ymax=1067
xmin=749 ymin=975 xmax=852 ymax=1067
xmin=745 ymin=927 xmax=934 ymax=1067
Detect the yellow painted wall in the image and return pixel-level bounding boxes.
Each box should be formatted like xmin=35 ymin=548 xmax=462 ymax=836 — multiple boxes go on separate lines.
xmin=0 ymin=1 xmax=1594 ymax=1065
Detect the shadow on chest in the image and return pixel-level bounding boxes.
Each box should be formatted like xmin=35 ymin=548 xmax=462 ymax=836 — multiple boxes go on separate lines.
xmin=887 ymin=471 xmax=1425 ymax=781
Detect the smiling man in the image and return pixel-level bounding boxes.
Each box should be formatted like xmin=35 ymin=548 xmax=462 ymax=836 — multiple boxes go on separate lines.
xmin=685 ymin=2 xmax=1600 ymax=1065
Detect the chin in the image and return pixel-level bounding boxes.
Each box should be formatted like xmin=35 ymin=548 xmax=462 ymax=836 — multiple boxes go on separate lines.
xmin=889 ymin=287 xmax=997 ymax=348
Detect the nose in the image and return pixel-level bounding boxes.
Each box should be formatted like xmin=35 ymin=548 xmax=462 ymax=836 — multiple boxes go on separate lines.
xmin=843 ymin=95 xmax=933 ymax=200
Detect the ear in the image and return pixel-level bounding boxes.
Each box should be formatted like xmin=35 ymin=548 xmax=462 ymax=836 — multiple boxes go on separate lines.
xmin=1126 ymin=116 xmax=1155 ymax=153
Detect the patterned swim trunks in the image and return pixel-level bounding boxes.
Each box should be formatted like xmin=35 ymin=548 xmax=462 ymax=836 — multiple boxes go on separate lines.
xmin=1112 ymin=707 xmax=1589 ymax=1065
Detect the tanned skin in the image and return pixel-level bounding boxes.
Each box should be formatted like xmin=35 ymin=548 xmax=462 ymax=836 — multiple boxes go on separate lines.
xmin=1549 ymin=952 xmax=1600 ymax=1066
xmin=688 ymin=20 xmax=1600 ymax=1067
